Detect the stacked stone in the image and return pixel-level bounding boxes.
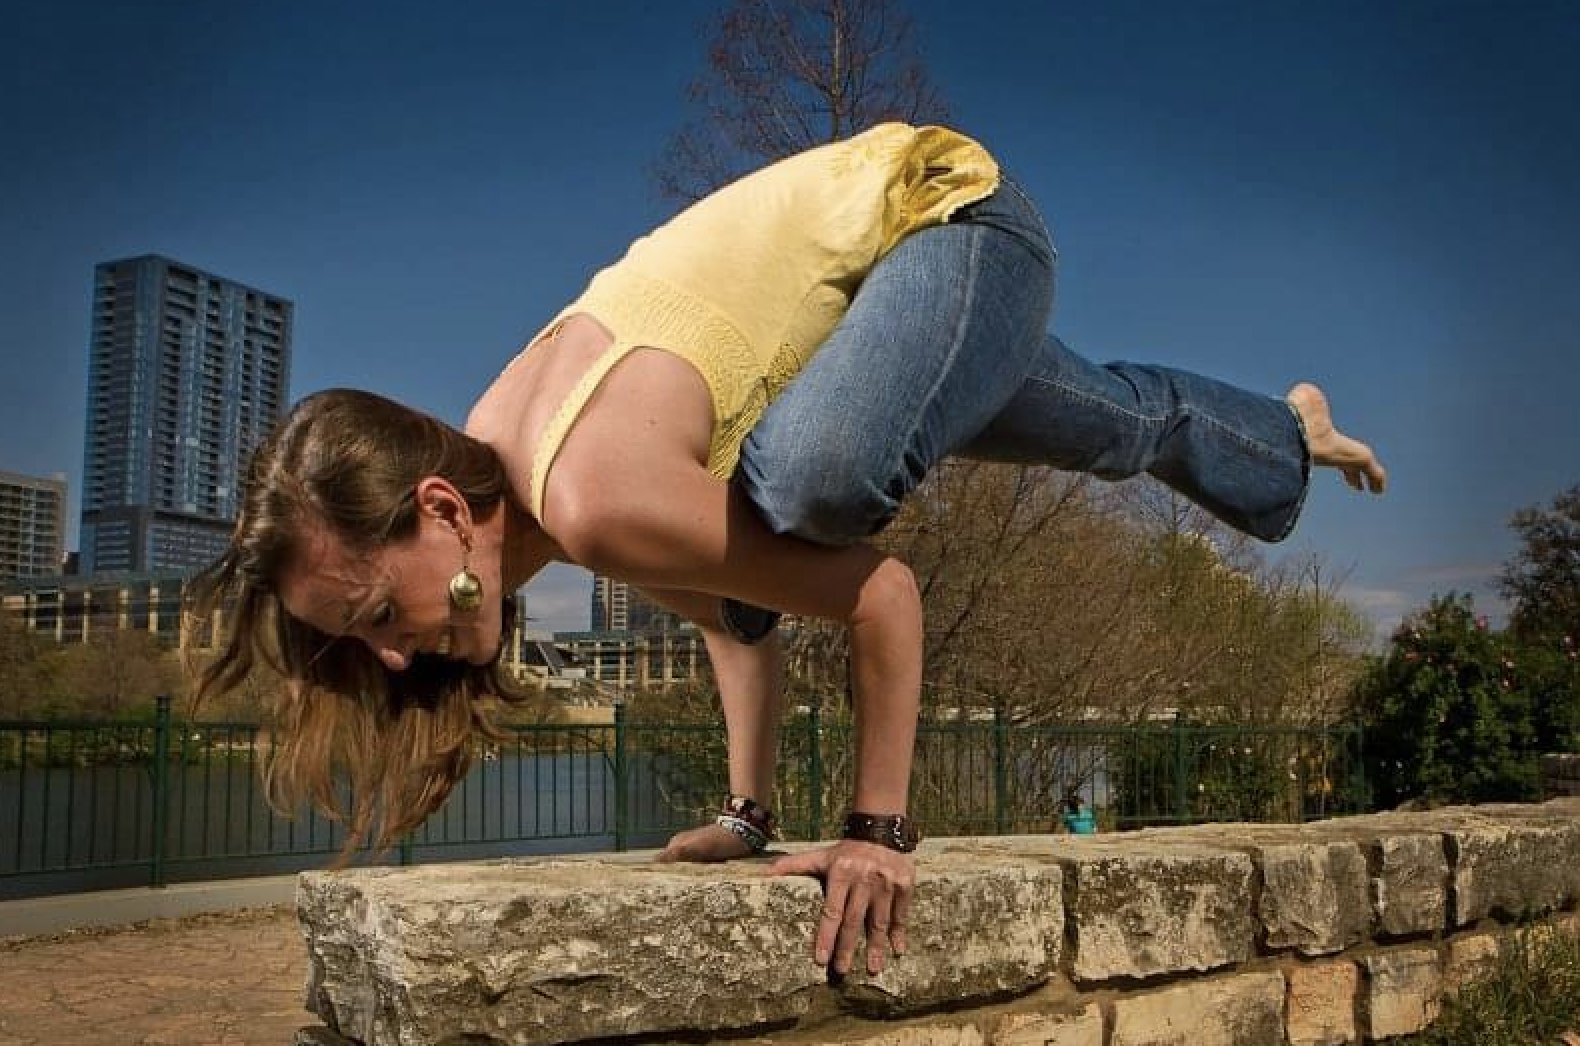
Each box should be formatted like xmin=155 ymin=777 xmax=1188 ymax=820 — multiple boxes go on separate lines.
xmin=294 ymin=799 xmax=1580 ymax=1046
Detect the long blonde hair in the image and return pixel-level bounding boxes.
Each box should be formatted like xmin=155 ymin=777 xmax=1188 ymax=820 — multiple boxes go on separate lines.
xmin=187 ymin=388 xmax=527 ymax=860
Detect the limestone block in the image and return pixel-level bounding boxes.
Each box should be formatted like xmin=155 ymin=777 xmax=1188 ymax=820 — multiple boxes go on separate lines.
xmin=1285 ymin=961 xmax=1358 ymax=1046
xmin=1370 ymin=833 xmax=1449 ymax=936
xmin=1437 ymin=811 xmax=1580 ymax=924
xmin=1109 ymin=971 xmax=1284 ymax=1046
xmin=841 ymin=854 xmax=1063 ymax=1015
xmin=1057 ymin=844 xmax=1257 ymax=982
xmin=1253 ymin=838 xmax=1370 ymax=954
xmin=1443 ymin=933 xmax=1500 ymax=994
xmin=989 ymin=1004 xmax=1104 ymax=1046
xmin=1362 ymin=947 xmax=1442 ymax=1039
xmin=297 ymin=853 xmax=1062 ymax=1046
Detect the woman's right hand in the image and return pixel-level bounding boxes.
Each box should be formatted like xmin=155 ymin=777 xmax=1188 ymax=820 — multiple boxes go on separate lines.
xmin=655 ymin=822 xmax=755 ymax=863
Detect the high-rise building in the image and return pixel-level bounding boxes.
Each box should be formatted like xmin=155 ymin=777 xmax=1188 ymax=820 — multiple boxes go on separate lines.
xmin=79 ymin=255 xmax=292 ymax=574
xmin=0 ymin=470 xmax=67 ymax=580
xmin=589 ymin=574 xmax=682 ymax=632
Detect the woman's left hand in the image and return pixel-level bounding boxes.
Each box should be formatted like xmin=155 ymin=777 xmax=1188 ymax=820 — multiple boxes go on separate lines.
xmin=770 ymin=840 xmax=914 ymax=975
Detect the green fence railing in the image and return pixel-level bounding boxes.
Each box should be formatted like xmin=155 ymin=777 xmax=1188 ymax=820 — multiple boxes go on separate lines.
xmin=0 ymin=697 xmax=1367 ymax=899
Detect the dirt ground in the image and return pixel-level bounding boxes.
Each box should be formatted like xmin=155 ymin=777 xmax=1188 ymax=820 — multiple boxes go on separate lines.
xmin=0 ymin=907 xmax=320 ymax=1046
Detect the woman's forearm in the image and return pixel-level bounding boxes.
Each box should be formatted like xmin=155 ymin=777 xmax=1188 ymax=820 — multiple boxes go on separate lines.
xmin=846 ymin=557 xmax=924 ymax=813
xmin=638 ymin=585 xmax=785 ymax=805
xmin=704 ymin=626 xmax=784 ymax=804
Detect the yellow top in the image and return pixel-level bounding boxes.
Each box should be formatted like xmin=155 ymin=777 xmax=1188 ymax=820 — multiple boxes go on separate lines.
xmin=525 ymin=123 xmax=1001 ymax=520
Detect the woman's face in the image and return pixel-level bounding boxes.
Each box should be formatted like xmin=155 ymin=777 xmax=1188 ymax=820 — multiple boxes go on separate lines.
xmin=276 ymin=488 xmax=506 ymax=672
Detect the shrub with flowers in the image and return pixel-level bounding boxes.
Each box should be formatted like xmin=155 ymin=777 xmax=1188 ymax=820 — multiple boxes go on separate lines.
xmin=1353 ymin=594 xmax=1575 ymax=807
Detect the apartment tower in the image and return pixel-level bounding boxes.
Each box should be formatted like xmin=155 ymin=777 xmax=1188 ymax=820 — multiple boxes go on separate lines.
xmin=80 ymin=255 xmax=292 ymax=574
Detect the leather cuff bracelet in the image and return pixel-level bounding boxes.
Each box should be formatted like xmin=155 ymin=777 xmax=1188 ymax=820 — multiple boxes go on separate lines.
xmin=841 ymin=812 xmax=921 ymax=853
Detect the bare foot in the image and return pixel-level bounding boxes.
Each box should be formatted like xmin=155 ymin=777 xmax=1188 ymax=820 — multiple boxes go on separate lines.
xmin=1286 ymin=382 xmax=1387 ymax=494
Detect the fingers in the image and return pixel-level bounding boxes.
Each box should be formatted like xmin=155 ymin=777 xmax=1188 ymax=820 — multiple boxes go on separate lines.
xmin=816 ymin=871 xmax=850 ymax=968
xmin=890 ymin=885 xmax=913 ymax=958
xmin=656 ymin=824 xmax=752 ymax=864
xmin=768 ymin=850 xmax=826 ymax=877
xmin=771 ymin=844 xmax=918 ymax=976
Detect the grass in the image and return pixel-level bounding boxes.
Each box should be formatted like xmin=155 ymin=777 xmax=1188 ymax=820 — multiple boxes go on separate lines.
xmin=1398 ymin=922 xmax=1580 ymax=1046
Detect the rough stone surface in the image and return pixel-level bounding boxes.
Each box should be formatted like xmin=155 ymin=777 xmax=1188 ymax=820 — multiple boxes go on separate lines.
xmin=1436 ymin=807 xmax=1580 ymax=924
xmin=842 ymin=1024 xmax=986 ymax=1046
xmin=1285 ymin=961 xmax=1359 ymax=1046
xmin=989 ymin=1005 xmax=1104 ymax=1046
xmin=1253 ymin=837 xmax=1371 ymax=954
xmin=1109 ymin=972 xmax=1285 ymax=1046
xmin=1054 ymin=843 xmax=1257 ymax=982
xmin=1362 ymin=947 xmax=1442 ymax=1039
xmin=1370 ymin=832 xmax=1450 ymax=936
xmin=1444 ymin=933 xmax=1500 ymax=994
xmin=297 ymin=853 xmax=1062 ymax=1045
xmin=297 ymin=1028 xmax=359 ymax=1046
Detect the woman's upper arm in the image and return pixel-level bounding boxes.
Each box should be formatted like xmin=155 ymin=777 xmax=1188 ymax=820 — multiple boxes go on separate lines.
xmin=552 ymin=461 xmax=898 ymax=624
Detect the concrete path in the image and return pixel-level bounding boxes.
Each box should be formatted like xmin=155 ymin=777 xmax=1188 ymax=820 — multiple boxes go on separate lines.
xmin=0 ymin=907 xmax=321 ymax=1045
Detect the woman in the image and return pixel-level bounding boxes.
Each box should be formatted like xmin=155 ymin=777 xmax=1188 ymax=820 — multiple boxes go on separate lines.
xmin=190 ymin=123 xmax=1385 ymax=980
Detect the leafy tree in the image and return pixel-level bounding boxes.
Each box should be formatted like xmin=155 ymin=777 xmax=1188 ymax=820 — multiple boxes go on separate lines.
xmin=1501 ymin=484 xmax=1580 ymax=643
xmin=50 ymin=629 xmax=182 ymax=719
xmin=1355 ymin=594 xmax=1541 ymax=807
xmin=0 ymin=610 xmax=59 ymax=718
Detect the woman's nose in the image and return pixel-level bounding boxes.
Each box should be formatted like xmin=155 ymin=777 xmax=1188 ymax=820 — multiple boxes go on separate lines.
xmin=374 ymin=640 xmax=412 ymax=672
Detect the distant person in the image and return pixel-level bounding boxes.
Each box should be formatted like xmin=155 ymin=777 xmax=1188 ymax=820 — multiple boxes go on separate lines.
xmin=188 ymin=123 xmax=1386 ymax=978
xmin=1058 ymin=788 xmax=1098 ymax=835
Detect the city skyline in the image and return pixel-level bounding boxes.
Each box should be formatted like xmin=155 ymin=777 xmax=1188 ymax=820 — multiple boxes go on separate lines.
xmin=2 ymin=1 xmax=1577 ymax=636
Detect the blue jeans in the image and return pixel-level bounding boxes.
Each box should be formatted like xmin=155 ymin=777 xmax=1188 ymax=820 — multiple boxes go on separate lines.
xmin=732 ymin=177 xmax=1310 ymax=547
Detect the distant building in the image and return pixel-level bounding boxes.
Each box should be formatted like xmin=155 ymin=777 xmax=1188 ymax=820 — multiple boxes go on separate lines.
xmin=590 ymin=574 xmax=682 ymax=632
xmin=0 ymin=470 xmax=67 ymax=581
xmin=80 ymin=255 xmax=292 ymax=574
xmin=1 ymin=571 xmax=192 ymax=646
xmin=550 ymin=630 xmax=709 ymax=690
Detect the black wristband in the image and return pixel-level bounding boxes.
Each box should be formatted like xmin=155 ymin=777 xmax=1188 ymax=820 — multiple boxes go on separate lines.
xmin=841 ymin=812 xmax=921 ymax=853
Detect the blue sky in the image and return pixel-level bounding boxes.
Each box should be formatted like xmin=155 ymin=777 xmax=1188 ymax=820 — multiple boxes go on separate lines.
xmin=2 ymin=1 xmax=1576 ymax=637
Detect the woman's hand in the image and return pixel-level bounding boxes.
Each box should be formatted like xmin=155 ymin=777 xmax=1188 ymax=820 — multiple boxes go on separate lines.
xmin=655 ymin=822 xmax=754 ymax=863
xmin=771 ymin=840 xmax=915 ymax=975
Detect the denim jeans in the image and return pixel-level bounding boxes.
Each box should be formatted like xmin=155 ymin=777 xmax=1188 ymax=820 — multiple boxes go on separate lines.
xmin=732 ymin=177 xmax=1311 ymax=547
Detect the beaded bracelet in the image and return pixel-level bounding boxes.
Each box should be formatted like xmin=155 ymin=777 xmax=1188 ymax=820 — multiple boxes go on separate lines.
xmin=715 ymin=814 xmax=770 ymax=853
xmin=715 ymin=794 xmax=779 ymax=853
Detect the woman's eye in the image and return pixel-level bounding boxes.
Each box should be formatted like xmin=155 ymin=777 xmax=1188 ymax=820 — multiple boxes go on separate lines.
xmin=369 ymin=603 xmax=394 ymax=627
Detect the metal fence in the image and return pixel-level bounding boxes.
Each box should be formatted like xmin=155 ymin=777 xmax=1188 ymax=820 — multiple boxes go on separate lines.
xmin=0 ymin=697 xmax=1366 ymax=899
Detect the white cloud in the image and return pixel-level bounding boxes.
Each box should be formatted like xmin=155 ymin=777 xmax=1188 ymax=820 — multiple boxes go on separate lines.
xmin=518 ymin=563 xmax=591 ymax=634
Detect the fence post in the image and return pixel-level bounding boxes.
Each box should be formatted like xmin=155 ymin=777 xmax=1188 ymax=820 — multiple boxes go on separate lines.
xmin=613 ymin=702 xmax=628 ymax=852
xmin=993 ymin=704 xmax=1010 ymax=835
xmin=150 ymin=695 xmax=172 ymax=888
xmin=1351 ymin=722 xmax=1370 ymax=813
xmin=399 ymin=835 xmax=414 ymax=866
xmin=806 ymin=705 xmax=823 ymax=841
xmin=1172 ymin=715 xmax=1190 ymax=825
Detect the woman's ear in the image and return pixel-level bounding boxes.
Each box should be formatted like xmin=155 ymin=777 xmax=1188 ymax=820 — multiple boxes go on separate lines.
xmin=413 ymin=476 xmax=471 ymax=534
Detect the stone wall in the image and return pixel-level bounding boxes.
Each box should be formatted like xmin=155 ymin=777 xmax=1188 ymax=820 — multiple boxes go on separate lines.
xmin=294 ymin=800 xmax=1580 ymax=1046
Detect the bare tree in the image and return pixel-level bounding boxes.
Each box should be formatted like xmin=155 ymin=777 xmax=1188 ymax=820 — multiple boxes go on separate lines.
xmin=654 ymin=0 xmax=949 ymax=203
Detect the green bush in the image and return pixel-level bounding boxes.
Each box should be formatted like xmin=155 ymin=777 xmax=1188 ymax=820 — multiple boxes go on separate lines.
xmin=1356 ymin=595 xmax=1545 ymax=808
xmin=1398 ymin=924 xmax=1580 ymax=1046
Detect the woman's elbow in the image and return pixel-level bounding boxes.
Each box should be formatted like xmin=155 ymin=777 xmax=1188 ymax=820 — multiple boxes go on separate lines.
xmin=854 ymin=557 xmax=921 ymax=625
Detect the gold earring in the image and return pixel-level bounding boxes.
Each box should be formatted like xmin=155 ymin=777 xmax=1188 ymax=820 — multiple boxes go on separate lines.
xmin=447 ymin=532 xmax=483 ymax=612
